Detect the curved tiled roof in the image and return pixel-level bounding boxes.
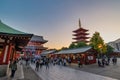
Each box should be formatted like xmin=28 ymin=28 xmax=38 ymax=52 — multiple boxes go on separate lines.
xmin=30 ymin=35 xmax=48 ymax=43
xmin=0 ymin=20 xmax=28 ymax=34
xmin=0 ymin=20 xmax=33 ymax=51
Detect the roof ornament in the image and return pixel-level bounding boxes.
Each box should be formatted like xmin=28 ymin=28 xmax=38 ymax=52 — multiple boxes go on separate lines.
xmin=79 ymin=18 xmax=81 ymax=28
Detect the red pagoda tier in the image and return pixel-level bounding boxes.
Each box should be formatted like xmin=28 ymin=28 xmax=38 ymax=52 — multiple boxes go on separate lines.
xmin=24 ymin=35 xmax=48 ymax=55
xmin=73 ymin=19 xmax=90 ymax=43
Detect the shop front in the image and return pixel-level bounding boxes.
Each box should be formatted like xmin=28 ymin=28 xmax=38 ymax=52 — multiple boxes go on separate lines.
xmin=55 ymin=46 xmax=96 ymax=65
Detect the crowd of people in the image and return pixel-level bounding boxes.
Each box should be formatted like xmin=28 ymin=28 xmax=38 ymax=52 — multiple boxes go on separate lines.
xmin=97 ymin=55 xmax=117 ymax=67
xmin=7 ymin=54 xmax=118 ymax=80
xmin=9 ymin=55 xmax=118 ymax=77
xmin=22 ymin=54 xmax=91 ymax=71
xmin=30 ymin=55 xmax=88 ymax=71
xmin=33 ymin=56 xmax=71 ymax=71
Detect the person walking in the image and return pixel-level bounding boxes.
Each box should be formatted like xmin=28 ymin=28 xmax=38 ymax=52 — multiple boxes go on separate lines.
xmin=39 ymin=59 xmax=43 ymax=69
xmin=10 ymin=60 xmax=17 ymax=78
xmin=35 ymin=60 xmax=40 ymax=71
xmin=45 ymin=58 xmax=49 ymax=69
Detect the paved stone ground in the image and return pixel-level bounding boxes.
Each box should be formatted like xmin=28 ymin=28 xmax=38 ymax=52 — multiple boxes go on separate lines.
xmin=0 ymin=63 xmax=24 ymax=80
xmin=1 ymin=58 xmax=120 ymax=80
xmin=0 ymin=62 xmax=41 ymax=80
xmin=30 ymin=63 xmax=117 ymax=80
xmin=67 ymin=58 xmax=120 ymax=80
xmin=21 ymin=64 xmax=41 ymax=80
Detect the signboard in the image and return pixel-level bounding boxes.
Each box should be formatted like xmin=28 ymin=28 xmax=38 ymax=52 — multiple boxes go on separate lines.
xmin=88 ymin=56 xmax=93 ymax=60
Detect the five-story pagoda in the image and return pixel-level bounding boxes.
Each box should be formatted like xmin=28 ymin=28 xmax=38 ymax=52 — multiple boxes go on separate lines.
xmin=73 ymin=19 xmax=89 ymax=43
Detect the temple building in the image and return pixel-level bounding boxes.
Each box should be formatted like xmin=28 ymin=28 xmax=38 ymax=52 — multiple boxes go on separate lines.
xmin=23 ymin=35 xmax=48 ymax=57
xmin=0 ymin=20 xmax=33 ymax=76
xmin=73 ymin=19 xmax=89 ymax=43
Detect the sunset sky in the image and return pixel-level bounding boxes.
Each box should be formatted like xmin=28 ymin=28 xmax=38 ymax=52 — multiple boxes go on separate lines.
xmin=0 ymin=0 xmax=120 ymax=49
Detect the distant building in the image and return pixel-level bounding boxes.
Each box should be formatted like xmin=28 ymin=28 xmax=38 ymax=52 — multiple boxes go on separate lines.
xmin=72 ymin=19 xmax=90 ymax=43
xmin=55 ymin=46 xmax=96 ymax=64
xmin=108 ymin=38 xmax=120 ymax=52
xmin=24 ymin=35 xmax=48 ymax=56
xmin=41 ymin=49 xmax=57 ymax=57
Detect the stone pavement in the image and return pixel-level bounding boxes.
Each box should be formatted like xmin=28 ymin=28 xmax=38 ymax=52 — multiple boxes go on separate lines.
xmin=0 ymin=62 xmax=41 ymax=80
xmin=0 ymin=63 xmax=24 ymax=80
xmin=1 ymin=58 xmax=120 ymax=80
xmin=30 ymin=64 xmax=118 ymax=80
xmin=21 ymin=63 xmax=41 ymax=80
xmin=68 ymin=58 xmax=120 ymax=80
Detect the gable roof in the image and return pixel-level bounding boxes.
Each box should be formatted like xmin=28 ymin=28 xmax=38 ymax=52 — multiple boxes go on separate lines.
xmin=55 ymin=46 xmax=91 ymax=54
xmin=41 ymin=49 xmax=57 ymax=55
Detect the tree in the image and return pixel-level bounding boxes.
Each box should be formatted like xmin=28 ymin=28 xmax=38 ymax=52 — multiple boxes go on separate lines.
xmin=69 ymin=42 xmax=87 ymax=49
xmin=69 ymin=43 xmax=76 ymax=49
xmin=90 ymin=32 xmax=107 ymax=55
xmin=76 ymin=42 xmax=87 ymax=48
xmin=106 ymin=45 xmax=114 ymax=56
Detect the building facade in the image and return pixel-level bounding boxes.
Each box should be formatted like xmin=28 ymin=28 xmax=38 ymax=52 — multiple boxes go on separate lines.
xmin=0 ymin=20 xmax=33 ymax=77
xmin=23 ymin=35 xmax=48 ymax=57
xmin=108 ymin=38 xmax=120 ymax=52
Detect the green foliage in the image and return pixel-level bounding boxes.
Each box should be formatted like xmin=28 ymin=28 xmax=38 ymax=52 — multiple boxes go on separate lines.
xmin=106 ymin=45 xmax=114 ymax=55
xmin=90 ymin=32 xmax=107 ymax=54
xmin=76 ymin=42 xmax=87 ymax=47
xmin=69 ymin=42 xmax=87 ymax=49
xmin=69 ymin=43 xmax=76 ymax=49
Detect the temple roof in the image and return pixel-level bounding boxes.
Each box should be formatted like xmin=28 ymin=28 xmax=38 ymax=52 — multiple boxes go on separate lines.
xmin=30 ymin=35 xmax=48 ymax=43
xmin=73 ymin=28 xmax=89 ymax=33
xmin=41 ymin=49 xmax=57 ymax=55
xmin=0 ymin=20 xmax=33 ymax=51
xmin=0 ymin=20 xmax=30 ymax=35
xmin=73 ymin=33 xmax=89 ymax=36
xmin=55 ymin=46 xmax=91 ymax=54
xmin=73 ymin=36 xmax=90 ymax=40
xmin=73 ymin=40 xmax=89 ymax=43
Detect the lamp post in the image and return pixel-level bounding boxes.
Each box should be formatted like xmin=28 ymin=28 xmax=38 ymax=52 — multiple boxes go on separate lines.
xmin=98 ymin=44 xmax=102 ymax=59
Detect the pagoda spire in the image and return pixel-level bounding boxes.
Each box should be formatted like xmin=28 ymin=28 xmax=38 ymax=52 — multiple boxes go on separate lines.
xmin=73 ymin=19 xmax=89 ymax=43
xmin=79 ymin=18 xmax=81 ymax=28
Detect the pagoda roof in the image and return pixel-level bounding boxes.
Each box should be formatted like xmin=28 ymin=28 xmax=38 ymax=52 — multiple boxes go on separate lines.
xmin=73 ymin=40 xmax=89 ymax=43
xmin=30 ymin=35 xmax=48 ymax=43
xmin=73 ymin=36 xmax=90 ymax=40
xmin=73 ymin=33 xmax=89 ymax=36
xmin=73 ymin=27 xmax=88 ymax=33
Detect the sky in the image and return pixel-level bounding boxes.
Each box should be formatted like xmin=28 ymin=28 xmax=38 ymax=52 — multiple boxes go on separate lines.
xmin=0 ymin=0 xmax=120 ymax=49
